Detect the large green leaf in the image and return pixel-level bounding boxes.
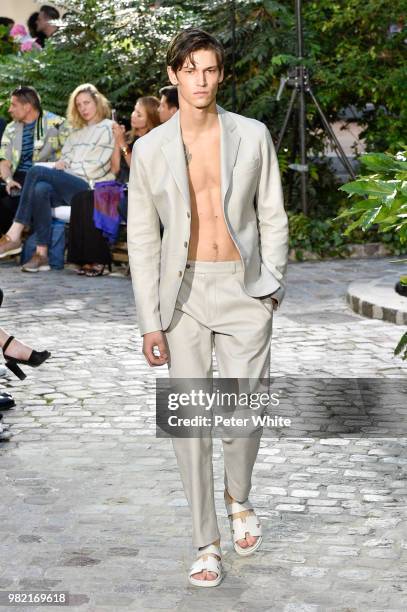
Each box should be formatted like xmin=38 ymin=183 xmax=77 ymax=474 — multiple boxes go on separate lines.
xmin=360 ymin=207 xmax=382 ymax=230
xmin=335 ymin=198 xmax=382 ymax=219
xmin=339 ymin=180 xmax=397 ymax=198
xmin=360 ymin=153 xmax=402 ymax=173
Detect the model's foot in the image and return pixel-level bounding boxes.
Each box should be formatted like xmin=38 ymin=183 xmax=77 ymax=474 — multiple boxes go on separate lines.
xmin=225 ymin=490 xmax=259 ymax=549
xmin=191 ymin=538 xmax=221 ymax=582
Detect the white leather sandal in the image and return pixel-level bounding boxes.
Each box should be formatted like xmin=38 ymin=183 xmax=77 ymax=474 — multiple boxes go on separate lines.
xmin=188 ymin=543 xmax=223 ymax=587
xmin=225 ymin=496 xmax=263 ymax=556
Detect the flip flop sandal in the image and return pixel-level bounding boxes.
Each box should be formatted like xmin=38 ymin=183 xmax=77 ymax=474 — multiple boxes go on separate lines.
xmin=225 ymin=496 xmax=263 ymax=556
xmin=188 ymin=543 xmax=223 ymax=587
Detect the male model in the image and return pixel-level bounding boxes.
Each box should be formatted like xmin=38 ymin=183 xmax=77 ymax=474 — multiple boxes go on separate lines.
xmin=128 ymin=28 xmax=289 ymax=587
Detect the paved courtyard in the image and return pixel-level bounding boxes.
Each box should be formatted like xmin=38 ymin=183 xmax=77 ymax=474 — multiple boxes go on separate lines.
xmin=0 ymin=256 xmax=406 ymax=611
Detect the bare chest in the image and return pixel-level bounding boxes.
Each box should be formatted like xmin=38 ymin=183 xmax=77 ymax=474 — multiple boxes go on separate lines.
xmin=185 ymin=135 xmax=221 ymax=194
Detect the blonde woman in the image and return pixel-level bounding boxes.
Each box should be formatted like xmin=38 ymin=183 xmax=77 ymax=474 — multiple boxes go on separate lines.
xmin=67 ymin=96 xmax=161 ymax=276
xmin=0 ymin=83 xmax=115 ymax=272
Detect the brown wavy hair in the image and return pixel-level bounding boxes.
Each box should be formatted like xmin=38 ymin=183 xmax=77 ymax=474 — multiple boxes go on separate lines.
xmin=166 ymin=28 xmax=225 ymax=73
xmin=127 ymin=96 xmax=160 ymax=142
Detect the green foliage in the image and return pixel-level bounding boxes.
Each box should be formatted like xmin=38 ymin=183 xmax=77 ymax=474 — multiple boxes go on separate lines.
xmin=302 ymin=0 xmax=407 ymax=154
xmin=0 ymin=25 xmax=18 ymax=56
xmin=288 ymin=199 xmax=404 ymax=261
xmin=0 ymin=0 xmax=195 ymax=120
xmin=338 ymin=149 xmax=407 ymax=360
xmin=288 ymin=211 xmax=350 ymax=260
xmin=394 ymin=332 xmax=407 ymax=361
xmin=337 ymin=150 xmax=407 ymax=243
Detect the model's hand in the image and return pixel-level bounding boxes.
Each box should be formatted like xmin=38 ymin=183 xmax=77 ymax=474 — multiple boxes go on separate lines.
xmin=5 ymin=179 xmax=22 ymax=195
xmin=143 ymin=331 xmax=169 ymax=367
xmin=55 ymin=160 xmax=67 ymax=170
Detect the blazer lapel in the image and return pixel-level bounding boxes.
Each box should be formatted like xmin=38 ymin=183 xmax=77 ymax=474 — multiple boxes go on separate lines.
xmin=160 ymin=106 xmax=241 ymax=211
xmin=161 ymin=112 xmax=190 ymax=209
xmin=218 ymin=105 xmax=241 ymax=207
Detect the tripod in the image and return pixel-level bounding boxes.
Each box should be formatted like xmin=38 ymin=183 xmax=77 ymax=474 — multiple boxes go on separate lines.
xmin=276 ymin=0 xmax=356 ymax=215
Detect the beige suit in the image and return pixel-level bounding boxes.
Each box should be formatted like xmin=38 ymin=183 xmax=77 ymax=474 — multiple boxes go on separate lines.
xmin=127 ymin=106 xmax=289 ymax=548
xmin=127 ymin=105 xmax=289 ymax=336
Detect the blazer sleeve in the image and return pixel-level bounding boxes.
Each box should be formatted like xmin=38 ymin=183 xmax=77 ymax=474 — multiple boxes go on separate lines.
xmin=256 ymin=124 xmax=289 ymax=306
xmin=127 ymin=143 xmax=162 ymax=335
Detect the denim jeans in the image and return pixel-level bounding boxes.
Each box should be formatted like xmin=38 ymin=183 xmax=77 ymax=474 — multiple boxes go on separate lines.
xmin=14 ymin=165 xmax=89 ymax=246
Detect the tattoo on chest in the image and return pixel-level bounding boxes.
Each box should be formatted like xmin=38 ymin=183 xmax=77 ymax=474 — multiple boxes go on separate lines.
xmin=183 ymin=142 xmax=192 ymax=165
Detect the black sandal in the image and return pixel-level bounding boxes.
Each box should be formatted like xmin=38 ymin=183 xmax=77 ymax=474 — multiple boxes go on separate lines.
xmin=2 ymin=336 xmax=51 ymax=380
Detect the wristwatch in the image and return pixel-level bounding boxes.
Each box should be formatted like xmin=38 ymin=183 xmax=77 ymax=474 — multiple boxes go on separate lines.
xmin=4 ymin=176 xmax=12 ymax=185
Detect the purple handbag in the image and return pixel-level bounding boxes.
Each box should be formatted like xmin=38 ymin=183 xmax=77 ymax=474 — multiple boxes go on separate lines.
xmin=93 ymin=180 xmax=124 ymax=244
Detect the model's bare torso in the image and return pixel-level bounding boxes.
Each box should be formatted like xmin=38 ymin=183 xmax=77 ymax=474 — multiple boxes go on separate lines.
xmin=185 ymin=119 xmax=240 ymax=262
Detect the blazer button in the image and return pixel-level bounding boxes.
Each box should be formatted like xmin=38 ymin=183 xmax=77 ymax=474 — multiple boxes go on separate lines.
xmin=178 ymin=271 xmax=182 ymax=277
xmin=187 ymin=212 xmax=191 ymax=218
xmin=184 ymin=241 xmax=188 ymax=248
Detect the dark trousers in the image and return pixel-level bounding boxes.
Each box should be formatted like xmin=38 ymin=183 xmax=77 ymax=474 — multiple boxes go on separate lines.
xmin=14 ymin=165 xmax=88 ymax=245
xmin=67 ymin=191 xmax=112 ymax=266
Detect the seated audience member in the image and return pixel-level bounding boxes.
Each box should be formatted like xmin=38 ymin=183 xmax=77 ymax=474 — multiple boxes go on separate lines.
xmin=0 ymin=86 xmax=69 ymax=235
xmin=67 ymin=96 xmax=161 ymax=277
xmin=0 ymin=83 xmax=115 ymax=272
xmin=27 ymin=12 xmax=46 ymax=47
xmin=36 ymin=5 xmax=60 ymax=43
xmin=158 ymin=85 xmax=179 ymax=123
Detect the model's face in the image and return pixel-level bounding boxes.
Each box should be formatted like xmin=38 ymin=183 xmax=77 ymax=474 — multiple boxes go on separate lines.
xmin=75 ymin=92 xmax=98 ymax=124
xmin=131 ymin=101 xmax=148 ymax=131
xmin=158 ymin=96 xmax=176 ymax=123
xmin=8 ymin=96 xmax=31 ymax=122
xmin=168 ymin=48 xmax=223 ymax=110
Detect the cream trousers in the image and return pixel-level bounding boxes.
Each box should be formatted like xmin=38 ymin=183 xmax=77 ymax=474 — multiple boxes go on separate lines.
xmin=164 ymin=260 xmax=273 ymax=547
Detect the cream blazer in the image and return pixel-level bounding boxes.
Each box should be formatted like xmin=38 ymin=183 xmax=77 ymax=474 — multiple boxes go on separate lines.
xmin=127 ymin=105 xmax=289 ymax=336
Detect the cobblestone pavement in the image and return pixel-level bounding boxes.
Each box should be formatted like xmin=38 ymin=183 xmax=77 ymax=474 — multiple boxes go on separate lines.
xmin=0 ymin=256 xmax=406 ymax=612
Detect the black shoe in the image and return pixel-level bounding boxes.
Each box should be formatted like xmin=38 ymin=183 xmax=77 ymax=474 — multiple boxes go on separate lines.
xmin=0 ymin=391 xmax=15 ymax=410
xmin=2 ymin=336 xmax=51 ymax=380
xmin=0 ymin=288 xmax=3 ymax=307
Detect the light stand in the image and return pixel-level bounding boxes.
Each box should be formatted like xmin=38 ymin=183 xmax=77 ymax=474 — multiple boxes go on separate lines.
xmin=276 ymin=0 xmax=356 ymax=215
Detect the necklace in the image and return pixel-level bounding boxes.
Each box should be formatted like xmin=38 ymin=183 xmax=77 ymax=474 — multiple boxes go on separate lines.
xmin=181 ymin=127 xmax=198 ymax=166
xmin=182 ymin=141 xmax=192 ymax=165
